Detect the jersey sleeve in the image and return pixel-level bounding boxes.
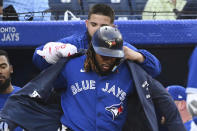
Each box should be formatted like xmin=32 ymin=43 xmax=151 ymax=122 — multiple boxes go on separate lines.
xmin=58 ymin=36 xmax=80 ymax=48
xmin=32 ymin=45 xmax=51 ymax=70
xmin=123 ymin=41 xmax=161 ymax=77
xmin=187 ymin=46 xmax=197 ymax=93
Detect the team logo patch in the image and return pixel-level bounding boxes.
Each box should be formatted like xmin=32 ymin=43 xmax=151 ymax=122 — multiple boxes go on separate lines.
xmin=105 ymin=40 xmax=116 ymax=48
xmin=105 ymin=102 xmax=123 ymax=120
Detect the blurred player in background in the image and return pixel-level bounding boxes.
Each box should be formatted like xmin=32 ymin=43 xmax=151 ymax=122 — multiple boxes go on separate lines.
xmin=167 ymin=85 xmax=195 ymax=130
xmin=0 ymin=50 xmax=22 ymax=131
xmin=0 ymin=50 xmax=21 ymax=109
xmin=179 ymin=1 xmax=197 ymax=130
xmin=186 ymin=46 xmax=197 ymax=131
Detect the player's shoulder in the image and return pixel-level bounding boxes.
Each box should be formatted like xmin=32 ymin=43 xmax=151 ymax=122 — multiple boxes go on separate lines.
xmin=63 ymin=55 xmax=86 ymax=75
xmin=66 ymin=55 xmax=86 ymax=66
xmin=12 ymin=86 xmax=21 ymax=93
xmin=58 ymin=33 xmax=85 ymax=44
xmin=119 ymin=61 xmax=131 ymax=73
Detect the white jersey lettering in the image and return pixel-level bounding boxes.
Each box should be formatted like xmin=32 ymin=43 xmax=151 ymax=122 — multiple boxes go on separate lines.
xmin=71 ymin=80 xmax=96 ymax=95
xmin=103 ymin=83 xmax=127 ymax=101
xmin=71 ymin=85 xmax=78 ymax=95
xmin=82 ymin=80 xmax=89 ymax=90
xmin=71 ymin=81 xmax=126 ymax=101
xmin=75 ymin=82 xmax=82 ymax=93
xmin=120 ymin=92 xmax=126 ymax=101
xmin=102 ymin=82 xmax=109 ymax=92
xmin=108 ymin=85 xmax=116 ymax=96
xmin=90 ymin=80 xmax=96 ymax=89
xmin=116 ymin=87 xmax=123 ymax=98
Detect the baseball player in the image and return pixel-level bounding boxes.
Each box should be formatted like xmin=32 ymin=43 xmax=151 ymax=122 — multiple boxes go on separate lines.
xmin=33 ymin=3 xmax=161 ymax=77
xmin=46 ymin=26 xmax=134 ymax=131
xmin=167 ymin=85 xmax=194 ymax=130
xmin=0 ymin=50 xmax=22 ymax=131
xmin=186 ymin=46 xmax=197 ymax=130
xmin=36 ymin=26 xmax=184 ymax=131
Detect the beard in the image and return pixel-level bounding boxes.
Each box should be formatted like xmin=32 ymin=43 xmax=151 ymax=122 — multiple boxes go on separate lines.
xmin=0 ymin=77 xmax=11 ymax=93
xmin=98 ymin=67 xmax=113 ymax=76
xmin=94 ymin=58 xmax=115 ymax=76
xmin=95 ymin=57 xmax=121 ymax=76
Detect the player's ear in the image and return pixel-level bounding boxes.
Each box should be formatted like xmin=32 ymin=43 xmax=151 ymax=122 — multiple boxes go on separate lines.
xmin=9 ymin=65 xmax=13 ymax=74
xmin=85 ymin=20 xmax=88 ymax=28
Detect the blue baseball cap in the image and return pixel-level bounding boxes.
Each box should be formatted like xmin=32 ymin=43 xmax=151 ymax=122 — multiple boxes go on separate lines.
xmin=166 ymin=85 xmax=186 ymax=101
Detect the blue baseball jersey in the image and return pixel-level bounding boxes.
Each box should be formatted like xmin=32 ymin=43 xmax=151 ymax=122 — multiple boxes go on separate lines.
xmin=187 ymin=46 xmax=197 ymax=93
xmin=33 ymin=31 xmax=161 ymax=77
xmin=0 ymin=86 xmax=23 ymax=131
xmin=0 ymin=86 xmax=21 ymax=110
xmin=54 ymin=55 xmax=134 ymax=131
xmin=185 ymin=119 xmax=197 ymax=131
xmin=185 ymin=120 xmax=192 ymax=131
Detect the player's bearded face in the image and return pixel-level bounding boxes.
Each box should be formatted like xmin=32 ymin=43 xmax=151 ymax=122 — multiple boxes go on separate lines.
xmin=0 ymin=55 xmax=13 ymax=93
xmin=0 ymin=77 xmax=11 ymax=93
xmin=95 ymin=54 xmax=116 ymax=75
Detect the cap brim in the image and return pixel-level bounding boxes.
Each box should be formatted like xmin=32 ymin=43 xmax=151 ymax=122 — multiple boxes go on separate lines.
xmin=94 ymin=47 xmax=124 ymax=58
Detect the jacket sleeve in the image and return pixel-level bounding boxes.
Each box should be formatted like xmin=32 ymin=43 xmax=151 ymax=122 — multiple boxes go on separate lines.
xmin=149 ymin=77 xmax=186 ymax=131
xmin=123 ymin=41 xmax=161 ymax=77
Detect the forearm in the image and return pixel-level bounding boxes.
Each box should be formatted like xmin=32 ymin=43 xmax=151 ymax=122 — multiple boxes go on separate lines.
xmin=123 ymin=42 xmax=161 ymax=77
xmin=137 ymin=49 xmax=161 ymax=77
xmin=32 ymin=46 xmax=51 ymax=70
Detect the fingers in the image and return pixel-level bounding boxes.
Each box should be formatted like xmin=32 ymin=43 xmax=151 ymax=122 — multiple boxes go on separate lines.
xmin=123 ymin=46 xmax=145 ymax=63
xmin=36 ymin=42 xmax=77 ymax=64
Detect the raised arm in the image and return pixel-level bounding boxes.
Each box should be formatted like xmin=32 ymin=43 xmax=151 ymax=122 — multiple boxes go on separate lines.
xmin=123 ymin=41 xmax=161 ymax=77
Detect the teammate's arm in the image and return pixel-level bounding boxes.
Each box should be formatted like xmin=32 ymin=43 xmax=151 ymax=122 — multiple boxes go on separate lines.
xmin=33 ymin=42 xmax=77 ymax=70
xmin=123 ymin=41 xmax=161 ymax=77
xmin=33 ymin=39 xmax=161 ymax=77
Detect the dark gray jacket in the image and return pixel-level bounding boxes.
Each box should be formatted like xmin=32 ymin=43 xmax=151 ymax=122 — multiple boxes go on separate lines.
xmin=0 ymin=53 xmax=186 ymax=131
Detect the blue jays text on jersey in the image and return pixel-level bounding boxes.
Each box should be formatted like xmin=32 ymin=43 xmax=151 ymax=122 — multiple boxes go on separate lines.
xmin=33 ymin=30 xmax=161 ymax=77
xmin=70 ymin=80 xmax=127 ymax=101
xmin=53 ymin=55 xmax=134 ymax=131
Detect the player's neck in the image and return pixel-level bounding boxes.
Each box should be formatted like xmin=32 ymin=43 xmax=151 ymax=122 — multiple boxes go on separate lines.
xmin=182 ymin=110 xmax=192 ymax=123
xmin=1 ymin=84 xmax=13 ymax=94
